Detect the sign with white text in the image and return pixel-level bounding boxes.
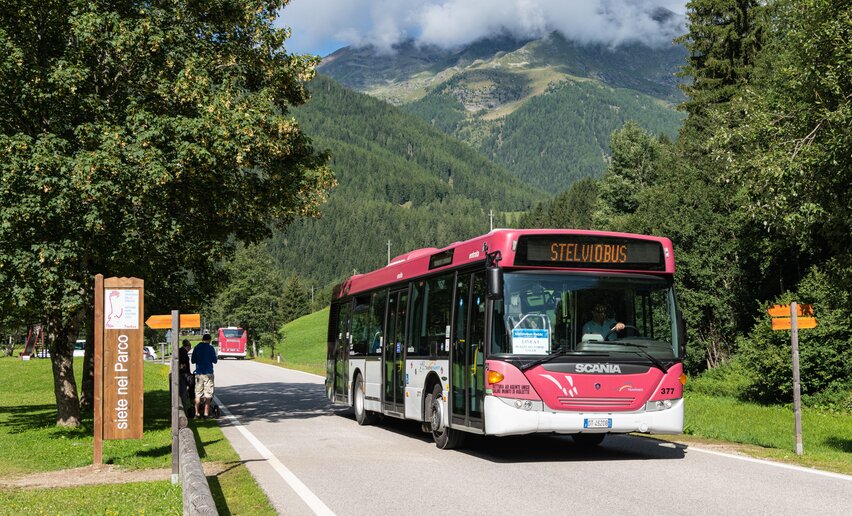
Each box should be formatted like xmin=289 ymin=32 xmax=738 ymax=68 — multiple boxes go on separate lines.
xmin=102 ymin=278 xmax=144 ymax=440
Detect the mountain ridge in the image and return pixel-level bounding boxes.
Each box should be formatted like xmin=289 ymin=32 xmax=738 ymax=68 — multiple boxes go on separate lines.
xmin=318 ymin=30 xmax=686 ymax=192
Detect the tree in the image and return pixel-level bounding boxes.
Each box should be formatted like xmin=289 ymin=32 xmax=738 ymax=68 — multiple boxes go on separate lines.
xmin=207 ymin=244 xmax=286 ymax=354
xmin=711 ymin=0 xmax=852 ymax=282
xmin=675 ymin=0 xmax=766 ymax=141
xmin=281 ymin=274 xmax=311 ymax=324
xmin=0 ymin=1 xmax=333 ymax=426
xmin=519 ymin=177 xmax=599 ymax=230
xmin=594 ymin=122 xmax=663 ymax=230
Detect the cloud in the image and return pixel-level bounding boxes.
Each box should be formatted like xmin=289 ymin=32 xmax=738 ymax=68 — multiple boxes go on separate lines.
xmin=280 ymin=0 xmax=687 ymax=56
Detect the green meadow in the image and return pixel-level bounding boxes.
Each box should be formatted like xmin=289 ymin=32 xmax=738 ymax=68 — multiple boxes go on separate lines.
xmin=0 ymin=357 xmax=274 ymax=514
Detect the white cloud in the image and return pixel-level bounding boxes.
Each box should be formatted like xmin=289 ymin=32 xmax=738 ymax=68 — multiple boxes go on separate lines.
xmin=280 ymin=0 xmax=687 ymax=56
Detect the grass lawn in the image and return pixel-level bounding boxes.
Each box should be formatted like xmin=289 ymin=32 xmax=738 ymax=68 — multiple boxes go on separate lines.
xmin=680 ymin=392 xmax=852 ymax=475
xmin=262 ymin=307 xmax=328 ymax=376
xmin=0 ymin=356 xmax=274 ymax=514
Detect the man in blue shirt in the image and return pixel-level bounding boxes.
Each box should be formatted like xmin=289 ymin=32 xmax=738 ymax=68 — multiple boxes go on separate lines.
xmin=191 ymin=333 xmax=218 ymax=418
xmin=582 ymin=303 xmax=625 ymax=341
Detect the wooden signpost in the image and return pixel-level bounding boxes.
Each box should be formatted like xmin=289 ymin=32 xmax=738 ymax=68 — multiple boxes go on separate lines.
xmin=767 ymin=302 xmax=817 ymax=456
xmin=94 ymin=275 xmax=145 ymax=465
xmin=145 ymin=311 xmax=201 ymax=484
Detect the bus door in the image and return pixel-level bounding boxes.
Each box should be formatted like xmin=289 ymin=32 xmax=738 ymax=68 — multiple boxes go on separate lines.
xmin=450 ymin=272 xmax=485 ymax=430
xmin=335 ymin=300 xmax=352 ymax=403
xmin=383 ymin=288 xmax=408 ymax=414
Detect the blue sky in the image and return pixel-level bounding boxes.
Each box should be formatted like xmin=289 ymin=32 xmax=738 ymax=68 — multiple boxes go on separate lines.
xmin=278 ymin=0 xmax=688 ymax=57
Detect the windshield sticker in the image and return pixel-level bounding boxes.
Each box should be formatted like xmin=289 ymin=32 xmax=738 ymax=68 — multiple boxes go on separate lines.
xmin=511 ymin=329 xmax=549 ymax=355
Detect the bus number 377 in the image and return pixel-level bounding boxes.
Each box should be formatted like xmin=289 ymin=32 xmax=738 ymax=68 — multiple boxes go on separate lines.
xmin=326 ymin=229 xmax=686 ymax=449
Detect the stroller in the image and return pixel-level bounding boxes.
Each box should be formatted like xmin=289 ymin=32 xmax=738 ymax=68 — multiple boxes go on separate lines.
xmin=184 ymin=372 xmax=220 ymax=419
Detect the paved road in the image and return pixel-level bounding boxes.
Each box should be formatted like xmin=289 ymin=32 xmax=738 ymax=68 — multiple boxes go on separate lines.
xmin=212 ymin=359 xmax=852 ymax=516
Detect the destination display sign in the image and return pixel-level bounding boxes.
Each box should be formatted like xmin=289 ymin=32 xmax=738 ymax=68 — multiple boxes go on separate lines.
xmin=515 ymin=235 xmax=665 ymax=270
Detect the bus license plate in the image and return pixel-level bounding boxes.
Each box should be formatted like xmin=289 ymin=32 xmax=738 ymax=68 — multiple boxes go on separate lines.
xmin=584 ymin=418 xmax=612 ymax=429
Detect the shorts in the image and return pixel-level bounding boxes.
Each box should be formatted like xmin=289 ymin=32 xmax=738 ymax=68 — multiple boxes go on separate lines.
xmin=194 ymin=374 xmax=214 ymax=399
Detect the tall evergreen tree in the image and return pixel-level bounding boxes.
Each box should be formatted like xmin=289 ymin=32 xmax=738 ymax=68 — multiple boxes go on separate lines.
xmin=676 ymin=0 xmax=766 ymax=142
xmin=281 ymin=275 xmax=311 ymax=324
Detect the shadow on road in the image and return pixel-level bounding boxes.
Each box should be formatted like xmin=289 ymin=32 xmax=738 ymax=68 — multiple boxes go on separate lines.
xmin=458 ymin=433 xmax=687 ymax=463
xmin=215 ymin=382 xmax=348 ymax=424
xmin=335 ymin=410 xmax=687 ymax=462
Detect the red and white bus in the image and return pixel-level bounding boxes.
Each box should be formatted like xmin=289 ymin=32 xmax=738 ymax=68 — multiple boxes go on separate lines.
xmin=326 ymin=229 xmax=686 ymax=449
xmin=217 ymin=327 xmax=247 ymax=359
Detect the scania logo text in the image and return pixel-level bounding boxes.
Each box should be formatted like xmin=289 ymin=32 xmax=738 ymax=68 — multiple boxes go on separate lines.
xmin=575 ymin=363 xmax=622 ymax=374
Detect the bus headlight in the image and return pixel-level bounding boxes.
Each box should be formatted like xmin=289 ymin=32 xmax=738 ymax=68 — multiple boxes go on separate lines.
xmin=499 ymin=397 xmax=542 ymax=411
xmin=514 ymin=400 xmax=534 ymax=410
xmin=646 ymin=399 xmax=675 ymax=412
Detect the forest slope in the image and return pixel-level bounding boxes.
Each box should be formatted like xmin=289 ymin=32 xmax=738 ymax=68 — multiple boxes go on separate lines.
xmin=268 ymin=76 xmax=541 ymax=286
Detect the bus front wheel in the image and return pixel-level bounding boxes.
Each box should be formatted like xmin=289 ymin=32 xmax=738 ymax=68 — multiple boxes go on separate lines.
xmin=354 ymin=374 xmax=377 ymax=426
xmin=428 ymin=384 xmax=465 ymax=450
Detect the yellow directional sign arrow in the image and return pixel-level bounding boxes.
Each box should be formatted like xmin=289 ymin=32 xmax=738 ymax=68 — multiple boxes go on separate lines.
xmin=771 ymin=317 xmax=817 ymax=331
xmin=144 ymin=314 xmax=201 ymax=329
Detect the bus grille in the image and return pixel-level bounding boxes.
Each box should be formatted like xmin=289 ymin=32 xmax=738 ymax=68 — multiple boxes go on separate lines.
xmin=558 ymin=397 xmax=634 ymax=407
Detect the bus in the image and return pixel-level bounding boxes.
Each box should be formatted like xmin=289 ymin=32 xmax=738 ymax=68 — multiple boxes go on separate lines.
xmin=326 ymin=229 xmax=686 ymax=449
xmin=217 ymin=327 xmax=247 ymax=359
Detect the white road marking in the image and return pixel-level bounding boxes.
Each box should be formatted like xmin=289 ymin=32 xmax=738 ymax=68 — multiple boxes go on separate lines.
xmin=214 ymin=396 xmax=336 ymax=515
xmin=686 ymin=445 xmax=852 ymax=481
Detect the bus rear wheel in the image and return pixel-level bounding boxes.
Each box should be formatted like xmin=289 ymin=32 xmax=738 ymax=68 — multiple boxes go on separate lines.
xmin=428 ymin=384 xmax=465 ymax=450
xmin=354 ymin=374 xmax=377 ymax=426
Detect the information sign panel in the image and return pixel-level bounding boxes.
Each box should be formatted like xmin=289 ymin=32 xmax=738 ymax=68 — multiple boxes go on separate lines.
xmin=102 ymin=277 xmax=144 ymax=440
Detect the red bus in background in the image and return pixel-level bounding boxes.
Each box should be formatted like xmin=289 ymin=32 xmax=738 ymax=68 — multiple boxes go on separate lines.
xmin=217 ymin=327 xmax=247 ymax=359
xmin=327 ymin=229 xmax=686 ymax=449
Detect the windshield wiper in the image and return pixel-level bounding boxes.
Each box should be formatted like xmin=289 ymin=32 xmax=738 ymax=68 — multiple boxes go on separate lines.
xmin=613 ymin=342 xmax=669 ymax=374
xmin=520 ymin=347 xmax=574 ymax=371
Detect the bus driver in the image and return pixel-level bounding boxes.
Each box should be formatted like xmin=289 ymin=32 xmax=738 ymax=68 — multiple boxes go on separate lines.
xmin=582 ymin=303 xmax=625 ymax=341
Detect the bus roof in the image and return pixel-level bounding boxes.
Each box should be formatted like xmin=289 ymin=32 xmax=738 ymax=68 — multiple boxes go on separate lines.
xmin=334 ymin=229 xmax=675 ymax=299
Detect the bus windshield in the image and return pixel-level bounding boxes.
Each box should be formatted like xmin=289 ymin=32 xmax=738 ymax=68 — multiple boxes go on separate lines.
xmin=491 ymin=271 xmax=681 ymax=360
xmin=222 ymin=329 xmax=244 ymax=338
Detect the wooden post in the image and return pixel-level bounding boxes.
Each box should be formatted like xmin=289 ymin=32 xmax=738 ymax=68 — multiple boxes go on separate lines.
xmin=790 ymin=302 xmax=804 ymax=456
xmin=93 ymin=274 xmax=104 ymax=465
xmin=171 ymin=309 xmax=180 ymax=484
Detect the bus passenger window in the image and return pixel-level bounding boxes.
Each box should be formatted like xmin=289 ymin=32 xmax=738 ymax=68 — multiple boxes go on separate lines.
xmin=351 ymin=295 xmax=371 ymax=355
xmin=369 ymin=290 xmax=386 ymax=356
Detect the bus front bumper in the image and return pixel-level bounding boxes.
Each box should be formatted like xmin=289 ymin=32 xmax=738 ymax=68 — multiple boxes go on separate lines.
xmin=482 ymin=395 xmax=683 ymax=436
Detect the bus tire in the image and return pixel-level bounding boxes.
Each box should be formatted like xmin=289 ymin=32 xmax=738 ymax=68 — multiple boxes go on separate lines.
xmin=354 ymin=374 xmax=376 ymax=426
xmin=572 ymin=433 xmax=606 ymax=446
xmin=429 ymin=384 xmax=465 ymax=450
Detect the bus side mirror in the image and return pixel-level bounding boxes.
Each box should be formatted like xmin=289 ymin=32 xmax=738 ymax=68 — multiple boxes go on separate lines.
xmin=487 ymin=267 xmax=503 ymax=300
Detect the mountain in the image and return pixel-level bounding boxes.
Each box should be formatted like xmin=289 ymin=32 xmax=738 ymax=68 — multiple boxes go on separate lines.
xmin=269 ymin=75 xmax=541 ymax=286
xmin=319 ymin=31 xmax=686 ymax=192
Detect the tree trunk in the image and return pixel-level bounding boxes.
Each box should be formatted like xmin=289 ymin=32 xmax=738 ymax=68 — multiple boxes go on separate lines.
xmin=47 ymin=310 xmax=83 ymax=427
xmin=80 ymin=317 xmax=95 ymax=411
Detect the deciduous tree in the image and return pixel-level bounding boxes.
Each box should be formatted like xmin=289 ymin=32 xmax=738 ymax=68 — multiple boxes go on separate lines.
xmin=0 ymin=1 xmax=333 ymax=426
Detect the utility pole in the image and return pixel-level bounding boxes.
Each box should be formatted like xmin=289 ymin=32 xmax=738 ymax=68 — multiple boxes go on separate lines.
xmin=311 ymin=285 xmax=314 ymax=306
xmin=489 ymin=209 xmax=494 ymax=231
xmin=387 ymin=240 xmax=391 ymax=264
